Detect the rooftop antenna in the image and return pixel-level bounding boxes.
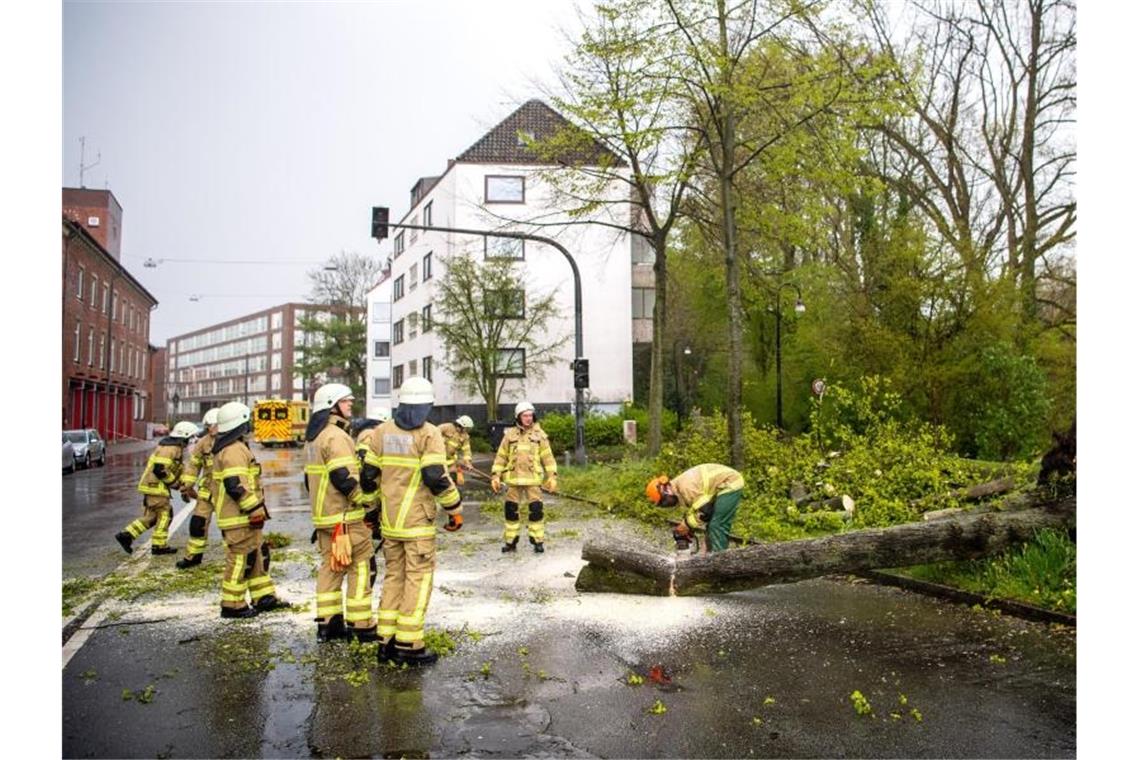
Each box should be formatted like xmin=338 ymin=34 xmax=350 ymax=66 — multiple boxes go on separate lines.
xmin=79 ymin=136 xmax=101 ymax=188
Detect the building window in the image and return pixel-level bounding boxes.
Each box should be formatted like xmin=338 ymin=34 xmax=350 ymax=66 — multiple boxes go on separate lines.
xmin=632 ymin=287 xmax=656 ymax=319
xmin=486 ymin=288 xmax=525 ymax=319
xmin=485 ymin=175 xmax=525 ymax=204
xmin=112 ymin=293 xmax=119 ymax=322
xmin=90 ymin=276 xmax=98 ymax=309
xmin=272 ymin=352 xmax=282 ymax=370
xmin=87 ymin=328 xmax=94 ymax=365
xmin=495 ymin=348 xmax=526 ymax=378
xmin=373 ymin=377 xmax=391 ymax=396
xmin=423 ymin=355 xmax=432 ymax=382
xmin=422 ymin=252 xmax=432 ymax=281
xmin=393 ymin=319 xmax=404 ymax=345
xmin=393 ymin=364 xmax=404 ymax=389
xmin=423 ymin=201 xmax=433 ymax=227
xmin=409 ymin=359 xmax=419 ymax=377
xmin=271 ymin=311 xmax=282 ymax=329
xmin=410 ymin=214 xmax=419 ymax=244
xmin=485 ymin=237 xmax=525 ymax=260
xmin=271 ymin=373 xmax=281 ymax=391
xmin=77 ymin=268 xmax=85 ymax=300
xmin=408 ymin=312 xmax=419 ymax=340
xmin=99 ymin=335 xmax=106 ymax=370
xmin=393 ymin=275 xmax=405 ymax=301
xmin=103 ymin=283 xmax=110 ymax=314
xmin=372 ymin=301 xmax=386 ymax=323
xmin=373 ymin=340 xmax=390 ymax=358
xmin=272 ymin=331 xmax=282 ymax=350
xmin=394 ymin=231 xmax=405 ymax=257
xmin=73 ymin=322 xmax=81 ymax=362
xmin=409 ymin=263 xmax=418 ymax=290
xmin=421 ymin=304 xmax=432 ymax=333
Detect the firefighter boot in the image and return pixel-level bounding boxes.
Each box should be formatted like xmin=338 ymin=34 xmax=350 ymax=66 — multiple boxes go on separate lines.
xmin=501 ymin=536 xmax=519 ymax=553
xmin=254 ymin=594 xmax=289 ymax=612
xmin=317 ymin=614 xmax=348 ymax=643
xmin=151 ymin=545 xmax=178 ymax=556
xmin=392 ymin=644 xmax=439 ymax=667
xmin=529 ymin=536 xmax=545 ymax=554
xmin=114 ymin=531 xmax=134 ymax=554
xmin=220 ymin=605 xmax=258 ymax=619
xmin=348 ymin=625 xmax=379 ymax=643
xmin=175 ymin=554 xmax=203 ymax=569
xmin=377 ymin=638 xmax=398 ymax=664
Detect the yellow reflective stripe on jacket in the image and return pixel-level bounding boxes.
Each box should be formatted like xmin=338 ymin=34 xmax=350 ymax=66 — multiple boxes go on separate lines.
xmin=379 ymin=455 xmax=419 ymax=468
xmin=217 ymin=514 xmax=251 ymax=530
xmin=394 ymin=467 xmax=424 ymax=532
xmin=239 ymin=493 xmax=260 ymax=511
xmin=505 ymin=474 xmax=543 ymax=486
xmin=137 ymin=484 xmax=169 ymax=496
xmin=420 ymin=453 xmax=446 ymax=466
xmin=357 ymin=443 xmax=382 ymax=468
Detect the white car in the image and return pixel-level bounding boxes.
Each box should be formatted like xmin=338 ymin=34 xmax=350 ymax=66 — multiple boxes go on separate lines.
xmin=63 ymin=437 xmax=75 ymax=475
xmin=64 ymin=429 xmax=106 ymax=469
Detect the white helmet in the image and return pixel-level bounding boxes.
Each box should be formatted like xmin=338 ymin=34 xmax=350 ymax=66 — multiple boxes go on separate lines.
xmin=398 ymin=376 xmax=435 ymax=405
xmin=514 ymin=401 xmax=535 ymax=419
xmin=313 ymin=382 xmax=354 ymax=412
xmin=202 ymin=408 xmax=220 ymax=427
xmin=217 ymin=401 xmax=251 ymax=434
xmin=170 ymin=421 xmax=200 ymax=439
xmin=456 ymin=415 xmax=474 ymax=430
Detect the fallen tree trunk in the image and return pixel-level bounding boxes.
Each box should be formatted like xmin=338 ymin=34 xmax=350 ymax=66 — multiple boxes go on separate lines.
xmin=575 ymin=496 xmax=1074 ymax=596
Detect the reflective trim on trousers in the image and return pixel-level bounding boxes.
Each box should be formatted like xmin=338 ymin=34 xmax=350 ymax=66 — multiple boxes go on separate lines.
xmin=248 ymin=576 xmax=275 ymax=600
xmin=503 ymin=521 xmax=521 ymax=541
xmin=125 ymin=519 xmax=147 ymax=538
xmin=152 ymin=510 xmax=171 ymax=547
xmin=186 ymin=537 xmax=207 ymax=556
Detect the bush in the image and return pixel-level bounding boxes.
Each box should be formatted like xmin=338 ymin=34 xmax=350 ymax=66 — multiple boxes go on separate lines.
xmin=951 ymin=342 xmax=1051 ymax=461
xmin=540 ymin=404 xmax=678 ymax=455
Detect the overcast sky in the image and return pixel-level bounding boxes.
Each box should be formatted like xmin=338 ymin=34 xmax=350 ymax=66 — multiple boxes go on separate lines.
xmin=63 ymin=0 xmax=583 ymax=343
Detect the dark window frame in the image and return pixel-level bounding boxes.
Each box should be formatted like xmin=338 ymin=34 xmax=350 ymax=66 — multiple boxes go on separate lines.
xmin=423 ymin=355 xmax=433 ymax=382
xmin=484 ymin=237 xmax=525 ymax=261
xmin=373 ymin=340 xmax=390 ymax=358
xmin=393 ymin=319 xmax=404 ymax=345
xmin=484 ymin=174 xmax=526 ymax=204
xmin=423 ymin=201 xmax=433 ymax=227
xmin=494 ymin=347 xmax=526 ymax=378
xmin=421 ymin=304 xmax=432 ymax=333
xmin=422 ymin=251 xmax=432 ymax=281
xmin=486 ymin=288 xmax=526 ymax=319
xmin=393 ymin=275 xmax=405 ymax=301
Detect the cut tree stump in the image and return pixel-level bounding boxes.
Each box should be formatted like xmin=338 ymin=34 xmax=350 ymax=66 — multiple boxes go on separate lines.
xmin=575 ymin=496 xmax=1074 ymax=596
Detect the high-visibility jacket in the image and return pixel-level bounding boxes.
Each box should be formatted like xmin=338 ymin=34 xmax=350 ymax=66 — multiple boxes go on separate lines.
xmin=137 ymin=442 xmax=185 ymax=498
xmin=670 ymin=464 xmax=745 ymax=529
xmin=365 ymin=419 xmax=461 ymax=541
xmin=212 ymin=439 xmax=263 ymax=531
xmin=438 ymin=423 xmax=472 ymax=468
xmin=305 ymin=415 xmax=370 ymax=529
xmin=354 ymin=426 xmax=382 ymax=507
xmin=180 ymin=432 xmax=216 ymax=502
xmin=492 ymin=423 xmax=556 ymax=486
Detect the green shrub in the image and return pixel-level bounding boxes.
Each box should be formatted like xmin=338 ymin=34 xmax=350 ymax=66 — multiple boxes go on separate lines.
xmin=540 ymin=404 xmax=678 ymax=455
xmin=951 ymin=342 xmax=1051 ymax=461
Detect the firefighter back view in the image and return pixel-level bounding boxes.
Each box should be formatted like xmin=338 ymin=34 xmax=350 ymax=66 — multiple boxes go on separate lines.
xmin=176 ymin=407 xmax=221 ymax=569
xmin=490 ymin=401 xmax=557 ymax=553
xmin=115 ymin=420 xmax=198 ymax=556
xmin=211 ymin=402 xmax=287 ymax=618
xmin=361 ymin=377 xmax=462 ymax=666
xmin=306 ymin=383 xmax=377 ymax=643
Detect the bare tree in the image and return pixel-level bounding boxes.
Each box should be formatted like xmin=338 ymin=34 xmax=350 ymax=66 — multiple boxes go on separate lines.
xmin=307 ymin=249 xmax=385 ymax=315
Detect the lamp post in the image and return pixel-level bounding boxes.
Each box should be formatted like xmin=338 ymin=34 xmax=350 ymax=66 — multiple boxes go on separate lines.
xmin=774 ymin=283 xmax=805 ymax=430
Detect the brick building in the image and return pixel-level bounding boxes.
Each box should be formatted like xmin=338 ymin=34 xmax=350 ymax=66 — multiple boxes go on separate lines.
xmin=62 ymin=192 xmax=158 ymax=440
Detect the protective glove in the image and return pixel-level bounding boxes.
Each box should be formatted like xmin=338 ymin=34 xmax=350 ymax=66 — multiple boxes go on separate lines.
xmin=490 ymin=474 xmax=501 ymax=494
xmin=672 ymin=525 xmax=691 ymax=552
xmin=445 ymin=513 xmax=464 ymax=532
xmin=179 ymin=489 xmax=192 ymax=503
xmin=463 ymin=458 xmax=473 ymax=469
xmin=543 ymin=475 xmax=558 ymax=493
xmin=248 ymin=505 xmax=268 ymax=529
xmin=455 ymin=468 xmax=465 ymax=486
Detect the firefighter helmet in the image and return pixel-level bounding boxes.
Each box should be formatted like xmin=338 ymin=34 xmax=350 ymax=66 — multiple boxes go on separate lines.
xmin=217 ymin=402 xmax=251 ymax=434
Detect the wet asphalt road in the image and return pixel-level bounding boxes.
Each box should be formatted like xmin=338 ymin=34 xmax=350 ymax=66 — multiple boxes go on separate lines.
xmin=62 ymin=443 xmax=1076 ymax=758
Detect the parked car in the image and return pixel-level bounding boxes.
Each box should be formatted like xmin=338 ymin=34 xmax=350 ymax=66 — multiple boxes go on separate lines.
xmin=64 ymin=429 xmax=106 ymax=469
xmin=62 ymin=436 xmax=75 ymax=475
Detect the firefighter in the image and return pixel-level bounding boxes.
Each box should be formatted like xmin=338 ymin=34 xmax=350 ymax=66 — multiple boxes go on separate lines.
xmin=353 ymin=407 xmax=391 ymax=591
xmin=490 ymin=401 xmax=557 ymax=554
xmin=645 ymin=464 xmax=745 ymax=553
xmin=361 ymin=376 xmax=462 ymax=666
xmin=115 ymin=420 xmax=198 ymax=556
xmin=438 ymin=415 xmax=474 ymax=485
xmin=306 ymin=383 xmax=377 ymax=643
xmin=176 ymin=408 xmax=221 ymax=569
xmin=212 ymin=401 xmax=287 ymax=618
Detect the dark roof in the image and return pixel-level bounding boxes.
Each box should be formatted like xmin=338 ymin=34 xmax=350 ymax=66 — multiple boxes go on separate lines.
xmin=456 ymin=99 xmax=626 ymax=167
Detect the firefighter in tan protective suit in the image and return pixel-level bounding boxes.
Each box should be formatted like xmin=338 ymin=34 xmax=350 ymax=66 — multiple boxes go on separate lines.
xmin=176 ymin=408 xmax=221 ymax=569
xmin=361 ymin=377 xmax=462 ymax=666
xmin=439 ymin=415 xmax=474 ymax=485
xmin=212 ymin=401 xmax=287 ymax=618
xmin=115 ymin=421 xmax=198 ymax=556
xmin=490 ymin=401 xmax=557 ymax=554
xmin=306 ymin=383 xmax=377 ymax=643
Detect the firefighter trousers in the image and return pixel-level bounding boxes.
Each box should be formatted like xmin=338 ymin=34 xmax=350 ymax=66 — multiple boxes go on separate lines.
xmin=378 ymin=537 xmax=436 ymax=649
xmin=504 ymin=485 xmax=545 ymax=543
xmin=123 ymin=497 xmax=173 ymax=548
xmin=316 ymin=521 xmax=376 ymax=629
xmin=183 ymin=498 xmax=214 ymax=558
xmin=220 ymin=526 xmax=276 ymax=610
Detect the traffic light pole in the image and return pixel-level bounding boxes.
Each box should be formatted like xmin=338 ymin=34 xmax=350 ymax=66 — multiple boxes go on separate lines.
xmin=373 ymin=220 xmax=587 ymax=465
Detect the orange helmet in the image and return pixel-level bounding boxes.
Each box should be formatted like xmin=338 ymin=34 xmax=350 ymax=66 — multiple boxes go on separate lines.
xmin=645 ymin=475 xmax=670 ymax=504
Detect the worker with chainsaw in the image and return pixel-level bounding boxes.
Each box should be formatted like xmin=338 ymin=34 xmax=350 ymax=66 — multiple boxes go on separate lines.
xmin=438 ymin=415 xmax=474 ymax=485
xmin=490 ymin=401 xmax=557 ymax=554
xmin=645 ymin=464 xmax=745 ymax=553
xmin=115 ymin=420 xmax=199 ymax=556
xmin=306 ymin=383 xmax=377 ymax=643
xmin=176 ymin=408 xmax=221 ymax=569
xmin=211 ymin=401 xmax=287 ymax=618
xmin=360 ymin=377 xmax=462 ymax=666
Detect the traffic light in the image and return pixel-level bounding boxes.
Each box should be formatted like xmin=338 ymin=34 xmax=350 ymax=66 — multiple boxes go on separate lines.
xmin=572 ymin=358 xmax=589 ymax=389
xmin=371 ymin=206 xmax=390 ymax=240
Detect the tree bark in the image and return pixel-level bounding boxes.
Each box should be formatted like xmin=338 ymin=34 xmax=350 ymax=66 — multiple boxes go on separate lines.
xmin=647 ymin=235 xmax=668 ymax=454
xmin=576 ymin=497 xmax=1074 ymax=596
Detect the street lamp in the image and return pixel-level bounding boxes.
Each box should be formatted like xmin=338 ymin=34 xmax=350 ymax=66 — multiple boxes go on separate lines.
xmin=774 ymin=283 xmax=805 ymax=430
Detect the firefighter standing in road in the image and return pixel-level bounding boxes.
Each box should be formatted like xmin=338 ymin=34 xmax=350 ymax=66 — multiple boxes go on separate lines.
xmin=176 ymin=408 xmax=221 ymax=569
xmin=115 ymin=421 xmax=199 ymax=556
xmin=490 ymin=401 xmax=557 ymax=554
xmin=645 ymin=464 xmax=745 ymax=553
xmin=361 ymin=377 xmax=462 ymax=666
xmin=439 ymin=415 xmax=474 ymax=485
xmin=306 ymin=383 xmax=378 ymax=643
xmin=212 ymin=401 xmax=287 ymax=618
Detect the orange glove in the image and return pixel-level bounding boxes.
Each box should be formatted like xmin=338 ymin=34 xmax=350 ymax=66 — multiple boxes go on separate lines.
xmin=455 ymin=468 xmax=465 ymax=486
xmin=543 ymin=475 xmax=558 ymax=493
xmin=490 ymin=474 xmax=501 ymax=494
xmin=445 ymin=513 xmax=463 ymax=532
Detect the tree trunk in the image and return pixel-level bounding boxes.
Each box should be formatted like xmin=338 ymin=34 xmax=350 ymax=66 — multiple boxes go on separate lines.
xmin=647 ymin=236 xmax=668 ymax=454
xmin=575 ymin=496 xmax=1074 ymax=596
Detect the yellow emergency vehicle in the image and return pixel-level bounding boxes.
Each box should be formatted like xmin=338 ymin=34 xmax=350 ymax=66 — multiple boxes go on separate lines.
xmin=252 ymin=399 xmax=309 ymax=447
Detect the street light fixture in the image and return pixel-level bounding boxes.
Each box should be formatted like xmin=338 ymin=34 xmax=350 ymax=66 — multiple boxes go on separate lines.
xmin=775 ymin=282 xmax=805 ymax=430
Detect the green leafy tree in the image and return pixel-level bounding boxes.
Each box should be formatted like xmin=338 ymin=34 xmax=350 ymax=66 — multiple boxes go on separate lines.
xmin=434 ymin=254 xmax=570 ymax=422
xmin=952 ymin=341 xmax=1050 ymax=460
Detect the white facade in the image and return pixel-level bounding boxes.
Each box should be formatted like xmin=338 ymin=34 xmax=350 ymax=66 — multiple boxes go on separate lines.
xmin=365 ymin=276 xmax=394 ymax=419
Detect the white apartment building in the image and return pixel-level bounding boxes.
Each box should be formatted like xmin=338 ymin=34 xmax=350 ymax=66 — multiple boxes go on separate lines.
xmin=368 ymin=99 xmax=656 ymax=424
xmin=365 ymin=273 xmax=394 ymax=419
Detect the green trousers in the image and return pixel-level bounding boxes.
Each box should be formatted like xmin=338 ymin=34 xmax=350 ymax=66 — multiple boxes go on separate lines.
xmin=705 ymin=490 xmax=742 ymax=552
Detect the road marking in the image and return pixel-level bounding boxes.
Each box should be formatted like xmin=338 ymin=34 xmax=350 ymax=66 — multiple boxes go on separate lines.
xmin=62 ymin=501 xmax=196 ymax=669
